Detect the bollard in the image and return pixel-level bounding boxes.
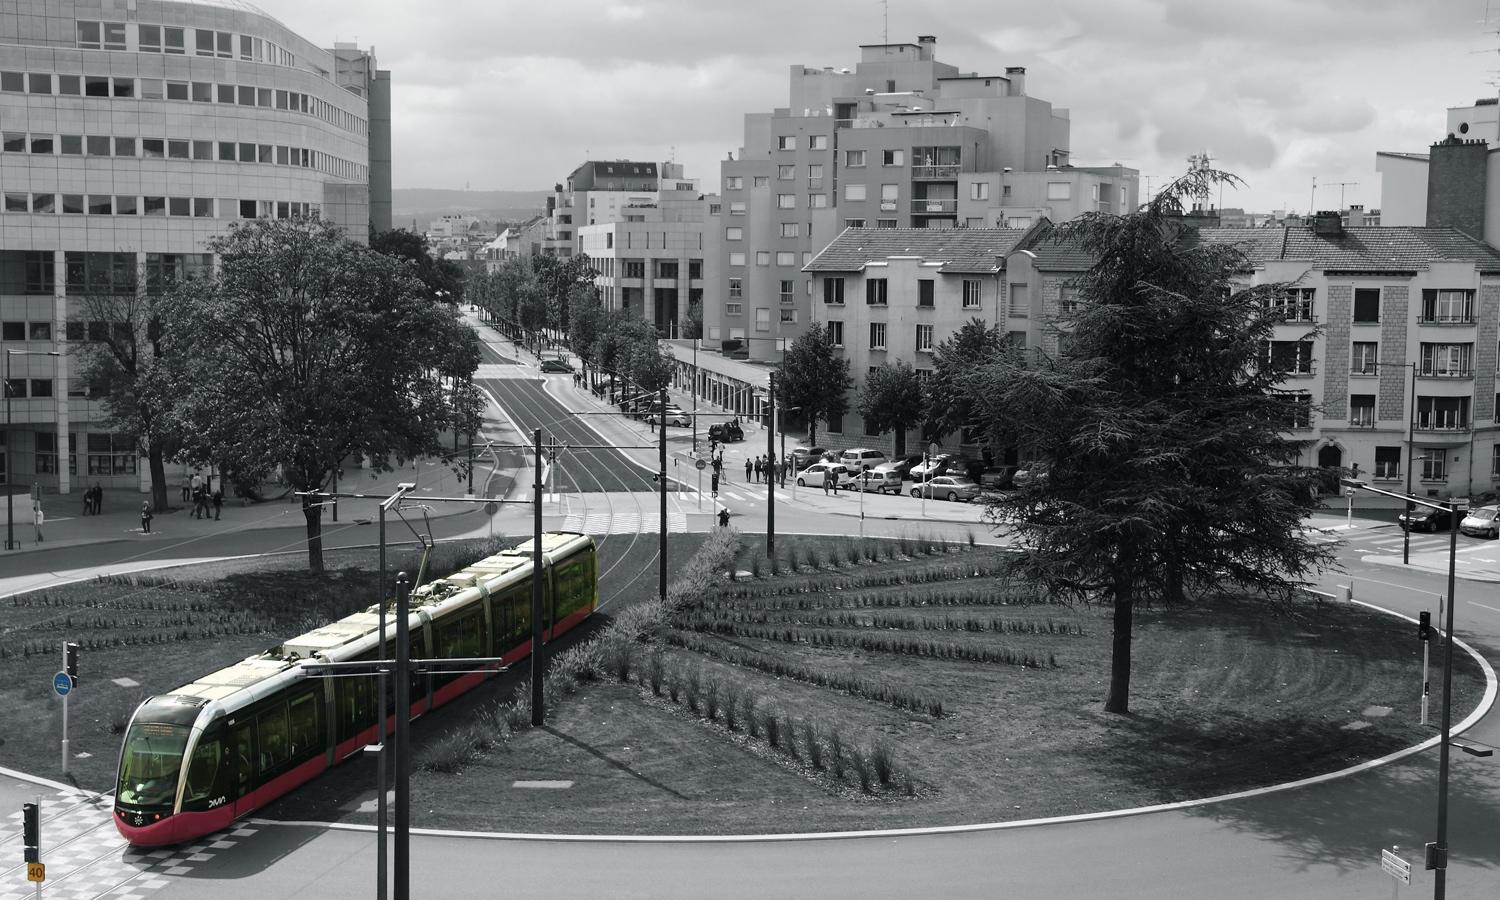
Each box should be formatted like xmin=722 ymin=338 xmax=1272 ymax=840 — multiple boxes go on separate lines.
xmin=1344 ymin=583 xmax=1353 ymax=603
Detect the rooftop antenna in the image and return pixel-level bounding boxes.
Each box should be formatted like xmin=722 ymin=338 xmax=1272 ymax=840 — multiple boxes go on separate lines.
xmin=1330 ymin=181 xmax=1358 ymax=209
xmin=1309 ymin=175 xmax=1316 ymax=216
xmin=882 ymin=0 xmax=889 ymax=53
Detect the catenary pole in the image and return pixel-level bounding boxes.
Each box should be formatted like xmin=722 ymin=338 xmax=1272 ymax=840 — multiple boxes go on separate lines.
xmin=392 ymin=572 xmax=411 ymax=900
xmin=531 ymin=428 xmax=545 ymax=726
xmin=659 ymin=387 xmax=668 ymax=604
xmin=767 ymin=372 xmax=775 ymax=556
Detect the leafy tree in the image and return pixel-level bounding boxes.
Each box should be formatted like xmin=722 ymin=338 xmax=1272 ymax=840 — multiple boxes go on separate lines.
xmin=775 ymin=328 xmax=852 ymax=447
xmin=963 ymin=168 xmax=1335 ymax=714
xmin=622 ymin=326 xmax=675 ymax=395
xmin=925 ymin=318 xmax=1009 ymax=448
xmin=532 ymin=254 xmax=595 ymax=337
xmin=856 ymin=361 xmax=925 ymax=455
xmin=370 ymin=228 xmax=464 ymax=303
xmin=69 ymin=287 xmax=182 ymax=512
xmin=682 ymin=297 xmax=704 ymax=340
xmin=161 ymin=218 xmax=484 ymax=572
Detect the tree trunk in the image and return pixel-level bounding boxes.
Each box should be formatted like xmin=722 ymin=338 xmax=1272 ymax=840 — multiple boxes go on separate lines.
xmin=147 ymin=446 xmax=170 ymax=513
xmin=808 ymin=418 xmax=818 ymax=448
xmin=302 ymin=493 xmax=325 ymax=573
xmin=1104 ymin=581 xmax=1133 ymax=714
xmin=894 ymin=428 xmax=907 ymax=456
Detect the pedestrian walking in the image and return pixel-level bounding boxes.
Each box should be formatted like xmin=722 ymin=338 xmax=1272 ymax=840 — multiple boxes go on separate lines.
xmin=717 ymin=507 xmax=730 ymax=528
xmin=744 ymin=458 xmax=752 ymax=482
xmin=92 ymin=483 xmax=103 ymax=515
xmin=212 ymin=488 xmax=223 ymax=521
xmin=778 ymin=460 xmax=787 ymax=487
xmin=181 ymin=475 xmax=191 ymax=503
xmin=140 ymin=501 xmax=153 ymax=534
xmin=82 ymin=489 xmax=92 ymax=516
xmin=33 ymin=500 xmax=44 ymax=542
xmin=823 ymin=469 xmax=832 ymax=495
xmin=753 ymin=457 xmax=763 ymax=483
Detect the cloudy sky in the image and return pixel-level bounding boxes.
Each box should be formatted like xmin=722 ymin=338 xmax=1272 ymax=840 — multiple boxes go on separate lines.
xmin=260 ymin=0 xmax=1497 ymax=214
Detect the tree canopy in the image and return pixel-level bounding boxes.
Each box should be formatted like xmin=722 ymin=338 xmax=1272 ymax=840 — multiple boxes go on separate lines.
xmin=856 ymin=361 xmax=926 ymax=455
xmin=960 ymin=168 xmax=1335 ymax=714
xmin=925 ymin=319 xmax=1008 ymax=443
xmin=370 ymin=228 xmax=465 ymax=303
xmin=162 ymin=217 xmax=484 ymax=571
xmin=775 ymin=328 xmax=853 ymax=447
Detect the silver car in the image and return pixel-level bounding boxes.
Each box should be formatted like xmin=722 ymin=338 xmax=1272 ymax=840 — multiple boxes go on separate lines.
xmin=910 ymin=475 xmax=982 ymax=502
xmin=1460 ymin=505 xmax=1500 ymax=539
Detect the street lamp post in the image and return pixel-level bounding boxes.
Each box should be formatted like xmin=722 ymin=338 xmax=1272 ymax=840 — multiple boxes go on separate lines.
xmin=1343 ymin=477 xmax=1464 ymax=899
xmin=5 ymin=349 xmax=60 ymax=551
xmin=1405 ymin=360 xmax=1418 ymax=564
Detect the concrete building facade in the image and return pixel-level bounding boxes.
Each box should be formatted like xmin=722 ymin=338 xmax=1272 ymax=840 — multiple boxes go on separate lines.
xmin=708 ymin=35 xmax=1138 ymax=363
xmin=0 ymin=0 xmax=386 ymax=496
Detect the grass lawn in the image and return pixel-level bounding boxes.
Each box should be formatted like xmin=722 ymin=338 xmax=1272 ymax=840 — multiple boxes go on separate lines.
xmin=0 ymin=531 xmax=1483 ymax=838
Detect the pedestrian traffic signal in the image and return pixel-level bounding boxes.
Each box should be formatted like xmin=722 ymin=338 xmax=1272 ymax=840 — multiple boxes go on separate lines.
xmin=22 ymin=802 xmax=39 ymax=863
xmin=64 ymin=642 xmax=78 ymax=685
xmin=1418 ymin=610 xmax=1432 ymax=642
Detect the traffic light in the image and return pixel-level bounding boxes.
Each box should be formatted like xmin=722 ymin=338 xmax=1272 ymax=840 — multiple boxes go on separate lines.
xmin=63 ymin=641 xmax=79 ymax=686
xmin=1418 ymin=610 xmax=1432 ymax=642
xmin=22 ymin=802 xmax=39 ymax=863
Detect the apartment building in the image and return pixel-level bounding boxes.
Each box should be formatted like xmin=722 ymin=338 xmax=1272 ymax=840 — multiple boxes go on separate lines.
xmin=540 ymin=160 xmax=692 ymax=259
xmin=708 ymin=34 xmax=1138 ymax=362
xmin=805 ymin=217 xmax=1500 ymax=501
xmin=0 ymin=0 xmax=388 ymax=496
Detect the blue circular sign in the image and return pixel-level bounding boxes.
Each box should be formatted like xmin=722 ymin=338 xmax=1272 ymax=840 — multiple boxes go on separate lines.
xmin=53 ymin=672 xmax=72 ymax=696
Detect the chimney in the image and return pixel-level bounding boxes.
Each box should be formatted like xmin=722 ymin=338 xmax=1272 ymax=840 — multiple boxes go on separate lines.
xmin=1310 ymin=210 xmax=1342 ymax=236
xmin=1426 ymin=134 xmax=1489 ymax=239
xmin=1005 ymin=66 xmax=1026 ymax=97
xmin=917 ymin=35 xmax=936 ymax=60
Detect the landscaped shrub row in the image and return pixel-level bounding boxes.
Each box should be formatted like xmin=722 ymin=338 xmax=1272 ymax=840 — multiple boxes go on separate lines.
xmin=712 ymin=558 xmax=1013 ymax=602
xmin=644 ymin=657 xmax=915 ymax=796
xmin=693 ymin=583 xmax=1063 ymax=613
xmin=660 ymin=628 xmax=945 ymax=716
xmin=677 ymin=608 xmax=1085 ymax=636
xmin=686 ymin=619 xmax=1057 ymax=669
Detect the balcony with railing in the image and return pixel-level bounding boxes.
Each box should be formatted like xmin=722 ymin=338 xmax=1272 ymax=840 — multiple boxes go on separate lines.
xmin=911 ymin=164 xmax=961 ymax=179
xmin=1415 ymin=313 xmax=1475 ymax=325
xmin=911 ymin=198 xmax=957 ymax=214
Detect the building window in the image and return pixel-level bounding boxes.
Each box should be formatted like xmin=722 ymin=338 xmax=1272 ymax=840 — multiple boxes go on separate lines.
xmin=809 ymin=135 xmax=828 ymax=150
xmin=726 ymin=176 xmax=743 ymax=190
xmin=808 ymin=164 xmax=823 ymax=182
xmin=846 ymin=150 xmax=866 ymax=167
xmin=1351 ymin=341 xmax=1378 ymax=375
xmin=87 ymin=433 xmax=137 ymax=476
xmin=708 ymin=203 xmax=721 ymax=215
xmin=869 ymin=322 xmax=887 ymax=350
xmin=1416 ymin=396 xmax=1470 ymax=431
xmin=1008 ymin=283 xmax=1029 ymax=317
xmin=970 ymin=182 xmax=989 ymax=201
xmin=962 ymin=279 xmax=983 ymax=309
xmin=756 ymin=251 xmax=771 ymax=266
xmin=777 ymin=165 xmax=795 ymax=181
xmin=1284 ymin=393 xmax=1312 ymax=429
xmin=656 ymin=260 xmax=679 ymax=279
xmin=1266 ymin=288 xmax=1315 ymax=322
xmin=729 ymin=201 xmax=746 ymax=215
xmin=622 ymin=259 xmax=645 ymax=278
xmin=827 ymin=321 xmax=844 ymax=347
xmin=776 ymin=251 xmax=795 ymax=266
xmin=726 ymin=303 xmax=743 ymax=316
xmin=777 ymin=193 xmax=796 ymax=209
xmin=778 ymin=135 xmax=797 ymax=151
xmin=756 ymin=308 xmax=771 ymax=331
xmin=866 ymin=279 xmax=888 ymax=306
xmin=1007 ymin=331 xmax=1027 ymax=350
xmin=916 ymin=324 xmax=934 ymax=352
xmin=1058 ymin=284 xmax=1082 ymax=316
xmin=845 ymin=218 xmax=866 ymax=228
xmin=1420 ymin=449 xmax=1447 ymax=481
xmin=689 ymin=259 xmax=702 ymax=279
xmin=780 ymin=309 xmax=797 ymax=323
xmin=882 ymin=149 xmax=904 ymax=166
xmin=1374 ymin=446 xmax=1402 ymax=479
xmin=781 ymin=222 xmax=800 ymax=237
xmin=809 ymin=193 xmax=828 ymax=208
xmin=876 ymin=219 xmax=898 ymax=228
xmin=1350 ymin=394 xmax=1376 ymax=427
xmin=918 ymin=280 xmax=934 ymax=307
xmin=1420 ymin=342 xmax=1473 ymax=377
xmin=880 ymin=184 xmax=899 ymax=210
xmin=726 ymin=227 xmax=743 ymax=240
xmin=729 ymin=253 xmax=746 ymax=266
xmin=1493 ymin=444 xmax=1500 ymax=477
xmin=824 ymin=278 xmax=845 ymax=305
xmin=753 ymin=176 xmax=769 ymax=187
xmin=1047 ymin=182 xmax=1071 ymax=200
xmin=1353 ymin=288 xmax=1380 ymax=323
xmin=1265 ymin=340 xmax=1315 ymax=375
xmin=779 ymin=280 xmax=795 ymax=304
xmin=845 ymin=184 xmax=867 ymax=201
xmin=1419 ymin=289 xmax=1474 ymax=324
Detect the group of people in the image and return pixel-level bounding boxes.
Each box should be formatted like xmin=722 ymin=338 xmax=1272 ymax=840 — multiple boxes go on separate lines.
xmin=179 ymin=471 xmax=224 ymax=520
xmin=79 ymin=482 xmax=104 ymax=515
xmin=744 ymin=454 xmax=789 ymax=487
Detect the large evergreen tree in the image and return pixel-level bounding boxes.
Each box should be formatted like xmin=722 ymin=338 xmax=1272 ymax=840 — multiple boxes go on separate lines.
xmin=964 ymin=168 xmax=1335 ymax=714
xmin=161 ymin=218 xmax=484 ymax=572
xmin=775 ymin=328 xmax=852 ymax=447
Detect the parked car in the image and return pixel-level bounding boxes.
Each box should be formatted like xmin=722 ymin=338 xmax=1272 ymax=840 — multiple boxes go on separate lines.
xmin=646 ymin=405 xmax=690 ymax=427
xmin=539 ymin=358 xmax=574 ymax=374
xmin=1469 ymin=490 xmax=1500 ymax=508
xmin=1399 ymin=505 xmax=1456 ymax=533
xmin=791 ymin=446 xmax=828 ymax=470
xmin=910 ymin=453 xmax=972 ymax=481
xmin=879 ymin=454 xmax=925 ymax=480
xmin=978 ymin=465 xmax=1020 ymax=490
xmin=796 ymin=462 xmax=854 ymax=489
xmin=851 ymin=468 xmax=903 ymax=494
xmin=708 ymin=421 xmax=744 ymax=443
xmin=1460 ymin=505 xmax=1500 ymax=539
xmin=839 ymin=448 xmax=888 ymax=472
xmin=910 ymin=475 xmax=983 ymax=502
xmin=1012 ymin=463 xmax=1050 ymax=488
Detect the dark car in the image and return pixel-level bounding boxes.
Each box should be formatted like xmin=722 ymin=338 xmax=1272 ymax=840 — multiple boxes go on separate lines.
xmin=539 ymin=359 xmax=574 ymax=373
xmin=882 ymin=454 xmax=925 ymax=479
xmin=791 ymin=446 xmax=828 ymax=470
xmin=978 ymin=465 xmax=1020 ymax=490
xmin=1399 ymin=505 xmax=1456 ymax=533
xmin=708 ymin=421 xmax=744 ymax=443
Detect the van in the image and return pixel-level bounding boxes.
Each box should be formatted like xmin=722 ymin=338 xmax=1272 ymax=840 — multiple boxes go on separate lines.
xmin=839 ymin=448 xmax=888 ymax=472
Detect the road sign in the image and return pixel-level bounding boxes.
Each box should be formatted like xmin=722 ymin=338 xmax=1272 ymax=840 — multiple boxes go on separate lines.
xmin=483 ymin=502 xmax=498 ymax=516
xmin=696 ymin=458 xmax=707 ymax=471
xmin=1345 ymin=487 xmax=1356 ymax=498
xmin=52 ymin=672 xmax=72 ymax=696
xmin=27 ymin=862 xmax=44 ymax=882
xmin=1381 ymin=848 xmax=1410 ymax=884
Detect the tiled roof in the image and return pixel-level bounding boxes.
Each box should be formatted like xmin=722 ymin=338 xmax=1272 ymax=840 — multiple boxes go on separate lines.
xmin=1196 ymin=226 xmax=1500 ymax=271
xmin=803 ymin=228 xmax=1030 ymax=274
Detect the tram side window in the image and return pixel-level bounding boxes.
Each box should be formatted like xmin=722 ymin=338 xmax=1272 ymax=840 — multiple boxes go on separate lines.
xmin=502 ymin=585 xmax=530 ymax=647
xmin=437 ymin=609 xmax=485 ymax=660
xmin=257 ymin=706 xmax=289 ymax=774
xmin=335 ymin=663 xmax=377 ymax=743
xmin=553 ymin=554 xmax=595 ymax=620
xmin=287 ymin=691 xmax=322 ymax=759
xmin=181 ymin=731 xmax=225 ymax=804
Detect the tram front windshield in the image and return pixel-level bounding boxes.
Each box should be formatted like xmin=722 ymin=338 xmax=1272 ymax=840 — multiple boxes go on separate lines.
xmin=117 ymin=722 xmax=191 ymax=810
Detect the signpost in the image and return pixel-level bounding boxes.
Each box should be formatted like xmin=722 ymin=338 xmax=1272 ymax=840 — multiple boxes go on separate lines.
xmin=54 ymin=665 xmax=72 ymax=775
xmin=1382 ymin=846 xmax=1411 ymax=885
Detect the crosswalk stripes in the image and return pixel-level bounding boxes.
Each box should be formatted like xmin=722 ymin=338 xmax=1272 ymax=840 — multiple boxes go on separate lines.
xmin=0 ymin=790 xmax=252 ymax=900
xmin=560 ymin=511 xmax=688 ymax=535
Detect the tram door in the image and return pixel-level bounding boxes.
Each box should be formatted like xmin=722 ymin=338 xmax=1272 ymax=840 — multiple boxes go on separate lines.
xmin=231 ymin=723 xmax=257 ymax=817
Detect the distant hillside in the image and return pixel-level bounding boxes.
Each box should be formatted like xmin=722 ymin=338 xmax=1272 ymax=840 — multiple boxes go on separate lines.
xmin=391 ymin=188 xmax=551 ymax=229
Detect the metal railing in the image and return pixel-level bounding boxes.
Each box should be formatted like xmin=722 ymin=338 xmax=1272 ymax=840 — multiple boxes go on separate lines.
xmin=911 ymin=199 xmax=957 ymax=213
xmin=911 ymin=164 xmax=961 ymax=178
